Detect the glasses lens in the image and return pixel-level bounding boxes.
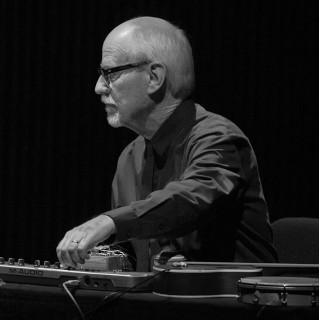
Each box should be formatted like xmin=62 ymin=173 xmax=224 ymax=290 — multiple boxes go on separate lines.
xmin=98 ymin=61 xmax=149 ymax=87
xmin=98 ymin=68 xmax=110 ymax=86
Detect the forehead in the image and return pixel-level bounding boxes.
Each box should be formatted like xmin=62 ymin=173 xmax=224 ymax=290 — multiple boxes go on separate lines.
xmin=100 ymin=27 xmax=136 ymax=68
xmin=100 ymin=45 xmax=127 ymax=68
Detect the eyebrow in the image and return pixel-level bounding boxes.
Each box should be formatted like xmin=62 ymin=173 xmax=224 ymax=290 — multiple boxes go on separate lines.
xmin=100 ymin=57 xmax=117 ymax=69
xmin=100 ymin=63 xmax=113 ymax=69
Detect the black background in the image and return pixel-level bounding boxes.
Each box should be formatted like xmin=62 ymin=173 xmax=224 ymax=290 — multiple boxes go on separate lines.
xmin=0 ymin=0 xmax=318 ymax=263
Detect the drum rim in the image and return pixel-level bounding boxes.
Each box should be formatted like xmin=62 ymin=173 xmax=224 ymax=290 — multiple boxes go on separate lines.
xmin=238 ymin=276 xmax=319 ymax=291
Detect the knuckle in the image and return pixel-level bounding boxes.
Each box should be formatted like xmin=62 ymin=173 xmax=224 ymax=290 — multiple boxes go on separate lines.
xmin=77 ymin=247 xmax=88 ymax=258
xmin=67 ymin=247 xmax=76 ymax=255
xmin=77 ymin=243 xmax=86 ymax=253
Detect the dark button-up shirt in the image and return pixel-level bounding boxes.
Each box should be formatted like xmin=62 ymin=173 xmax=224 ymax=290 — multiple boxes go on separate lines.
xmin=107 ymin=100 xmax=278 ymax=268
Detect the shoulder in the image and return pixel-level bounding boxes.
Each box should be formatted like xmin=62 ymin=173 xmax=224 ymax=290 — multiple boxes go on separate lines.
xmin=190 ymin=103 xmax=249 ymax=144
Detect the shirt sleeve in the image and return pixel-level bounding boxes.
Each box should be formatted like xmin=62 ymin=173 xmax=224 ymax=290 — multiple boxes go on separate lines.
xmin=106 ymin=131 xmax=247 ymax=242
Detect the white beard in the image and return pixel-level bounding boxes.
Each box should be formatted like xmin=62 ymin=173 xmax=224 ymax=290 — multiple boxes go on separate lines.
xmin=107 ymin=112 xmax=121 ymax=128
xmin=105 ymin=106 xmax=121 ymax=128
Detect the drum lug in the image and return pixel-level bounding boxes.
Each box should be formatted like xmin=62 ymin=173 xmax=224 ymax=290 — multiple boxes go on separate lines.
xmin=252 ymin=290 xmax=260 ymax=304
xmin=280 ymin=287 xmax=288 ymax=306
xmin=311 ymin=288 xmax=317 ymax=307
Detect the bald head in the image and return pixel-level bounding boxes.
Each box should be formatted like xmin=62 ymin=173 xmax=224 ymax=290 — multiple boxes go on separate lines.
xmin=110 ymin=16 xmax=180 ymax=39
xmin=103 ymin=17 xmax=195 ymax=100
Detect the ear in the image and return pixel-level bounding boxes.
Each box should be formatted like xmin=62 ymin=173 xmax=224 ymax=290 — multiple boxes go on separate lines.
xmin=146 ymin=62 xmax=166 ymax=95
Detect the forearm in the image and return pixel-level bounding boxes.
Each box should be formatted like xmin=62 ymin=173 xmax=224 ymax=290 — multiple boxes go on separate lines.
xmin=106 ymin=171 xmax=241 ymax=242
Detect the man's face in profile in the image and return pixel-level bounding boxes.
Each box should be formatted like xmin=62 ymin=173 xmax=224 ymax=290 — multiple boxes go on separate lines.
xmin=95 ymin=32 xmax=150 ymax=131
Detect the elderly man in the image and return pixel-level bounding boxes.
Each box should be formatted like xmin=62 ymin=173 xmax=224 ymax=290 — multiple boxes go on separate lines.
xmin=56 ymin=16 xmax=277 ymax=271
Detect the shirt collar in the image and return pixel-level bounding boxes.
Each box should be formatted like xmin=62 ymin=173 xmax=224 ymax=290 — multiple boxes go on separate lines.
xmin=147 ymin=99 xmax=196 ymax=156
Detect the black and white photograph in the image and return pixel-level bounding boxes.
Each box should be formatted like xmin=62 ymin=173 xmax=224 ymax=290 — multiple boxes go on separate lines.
xmin=0 ymin=0 xmax=318 ymax=319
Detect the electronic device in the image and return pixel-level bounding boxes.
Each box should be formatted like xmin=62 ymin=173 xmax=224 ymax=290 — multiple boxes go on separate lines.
xmin=0 ymin=256 xmax=153 ymax=292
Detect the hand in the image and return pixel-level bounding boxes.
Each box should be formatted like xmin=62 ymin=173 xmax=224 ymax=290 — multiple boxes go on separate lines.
xmin=56 ymin=214 xmax=116 ymax=268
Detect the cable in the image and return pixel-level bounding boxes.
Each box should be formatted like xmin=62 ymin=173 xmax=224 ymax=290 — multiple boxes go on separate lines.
xmin=0 ymin=278 xmax=6 ymax=287
xmin=256 ymin=297 xmax=281 ymax=318
xmin=83 ymin=268 xmax=170 ymax=320
xmin=62 ymin=280 xmax=86 ymax=320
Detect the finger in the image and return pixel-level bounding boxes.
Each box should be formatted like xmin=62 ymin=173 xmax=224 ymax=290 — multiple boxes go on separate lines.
xmin=67 ymin=241 xmax=85 ymax=266
xmin=57 ymin=239 xmax=77 ymax=268
xmin=57 ymin=229 xmax=88 ymax=267
xmin=57 ymin=234 xmax=80 ymax=268
xmin=75 ymin=236 xmax=91 ymax=262
xmin=56 ymin=235 xmax=70 ymax=266
xmin=68 ymin=231 xmax=89 ymax=264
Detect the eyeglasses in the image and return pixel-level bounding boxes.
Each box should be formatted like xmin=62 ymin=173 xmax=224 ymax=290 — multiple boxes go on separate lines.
xmin=98 ymin=61 xmax=150 ymax=88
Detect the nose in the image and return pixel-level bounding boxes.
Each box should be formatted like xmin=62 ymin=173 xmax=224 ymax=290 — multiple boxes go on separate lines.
xmin=95 ymin=76 xmax=110 ymax=95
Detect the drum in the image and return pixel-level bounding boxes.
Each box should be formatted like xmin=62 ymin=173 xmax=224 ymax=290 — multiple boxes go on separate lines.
xmin=237 ymin=276 xmax=319 ymax=307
